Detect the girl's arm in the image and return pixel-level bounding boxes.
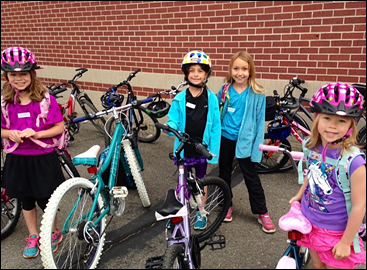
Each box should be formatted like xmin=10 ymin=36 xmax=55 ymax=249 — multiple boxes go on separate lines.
xmin=333 ymin=164 xmax=366 ymax=259
xmin=289 ymin=176 xmax=308 ymax=204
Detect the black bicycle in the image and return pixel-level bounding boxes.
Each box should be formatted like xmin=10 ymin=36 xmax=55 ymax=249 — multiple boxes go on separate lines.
xmin=47 ymin=68 xmax=106 ymax=140
xmin=103 ymin=70 xmax=184 ymax=146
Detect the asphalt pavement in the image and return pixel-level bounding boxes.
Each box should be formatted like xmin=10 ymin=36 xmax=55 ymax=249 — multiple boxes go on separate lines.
xmin=1 ymin=120 xmax=366 ymax=269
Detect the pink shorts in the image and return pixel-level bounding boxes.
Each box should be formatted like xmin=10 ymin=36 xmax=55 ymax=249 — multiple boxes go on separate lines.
xmin=297 ymin=224 xmax=366 ymax=269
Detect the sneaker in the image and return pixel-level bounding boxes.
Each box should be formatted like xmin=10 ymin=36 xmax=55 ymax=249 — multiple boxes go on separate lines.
xmin=224 ymin=206 xmax=233 ymax=222
xmin=194 ymin=212 xmax=207 ymax=230
xmin=23 ymin=235 xmax=40 ymax=259
xmin=52 ymin=228 xmax=63 ymax=252
xmin=258 ymin=213 xmax=276 ymax=233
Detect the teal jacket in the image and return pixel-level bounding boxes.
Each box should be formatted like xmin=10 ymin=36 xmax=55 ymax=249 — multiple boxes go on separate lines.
xmin=217 ymin=85 xmax=265 ymax=162
xmin=166 ymin=88 xmax=221 ymax=164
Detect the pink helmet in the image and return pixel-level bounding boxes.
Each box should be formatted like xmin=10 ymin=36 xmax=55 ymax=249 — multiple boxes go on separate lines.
xmin=1 ymin=47 xmax=39 ymax=72
xmin=310 ymin=83 xmax=364 ymax=118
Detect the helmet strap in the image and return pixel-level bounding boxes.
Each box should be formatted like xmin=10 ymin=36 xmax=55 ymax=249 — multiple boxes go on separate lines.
xmin=331 ymin=128 xmax=353 ymax=145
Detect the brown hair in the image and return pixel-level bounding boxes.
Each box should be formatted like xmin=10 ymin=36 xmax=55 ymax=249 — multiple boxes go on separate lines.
xmin=2 ymin=70 xmax=47 ymax=104
xmin=224 ymin=51 xmax=265 ymax=94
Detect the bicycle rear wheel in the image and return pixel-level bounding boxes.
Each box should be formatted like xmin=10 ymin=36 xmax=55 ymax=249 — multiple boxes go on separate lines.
xmin=190 ymin=176 xmax=231 ymax=242
xmin=40 ymin=178 xmax=106 ymax=269
xmin=78 ymin=96 xmax=106 ymax=135
xmin=161 ymin=244 xmax=186 ymax=269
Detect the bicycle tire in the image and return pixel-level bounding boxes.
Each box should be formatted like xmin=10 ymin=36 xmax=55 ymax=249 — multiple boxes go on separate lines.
xmin=190 ymin=176 xmax=231 ymax=242
xmin=104 ymin=107 xmax=160 ymax=146
xmin=161 ymin=244 xmax=186 ymax=269
xmin=1 ymin=190 xmax=21 ymax=241
xmin=298 ymin=246 xmax=311 ymax=269
xmin=1 ymin=147 xmax=21 ymax=241
xmin=57 ymin=152 xmax=80 ymax=179
xmin=256 ymin=134 xmax=292 ymax=174
xmin=357 ymin=125 xmax=366 ymax=153
xmin=134 ymin=106 xmax=160 ymax=143
xmin=40 ymin=178 xmax=106 ymax=269
xmin=122 ymin=139 xmax=151 ymax=207
xmin=78 ymin=96 xmax=106 ymax=135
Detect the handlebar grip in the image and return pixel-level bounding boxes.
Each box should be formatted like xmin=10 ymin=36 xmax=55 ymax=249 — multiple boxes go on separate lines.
xmin=73 ymin=113 xmax=94 ymax=123
xmin=155 ymin=122 xmax=169 ymax=131
xmin=195 ymin=144 xmax=213 ymax=160
xmin=259 ymin=144 xmax=279 ymax=152
xmin=291 ymin=151 xmax=304 ymax=161
xmin=50 ymin=87 xmax=67 ymax=96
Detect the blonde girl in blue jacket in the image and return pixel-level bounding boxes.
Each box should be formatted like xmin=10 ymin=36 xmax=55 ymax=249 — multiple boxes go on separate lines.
xmin=165 ymin=50 xmax=221 ymax=230
xmin=217 ymin=51 xmax=276 ymax=233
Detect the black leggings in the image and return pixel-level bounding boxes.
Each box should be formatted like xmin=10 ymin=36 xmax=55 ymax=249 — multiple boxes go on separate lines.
xmin=21 ymin=197 xmax=49 ymax=211
xmin=218 ymin=136 xmax=268 ymax=214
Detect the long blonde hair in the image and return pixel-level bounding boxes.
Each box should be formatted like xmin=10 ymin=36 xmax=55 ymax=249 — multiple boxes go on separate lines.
xmin=224 ymin=51 xmax=265 ymax=94
xmin=2 ymin=70 xmax=47 ymax=104
xmin=306 ymin=113 xmax=359 ymax=155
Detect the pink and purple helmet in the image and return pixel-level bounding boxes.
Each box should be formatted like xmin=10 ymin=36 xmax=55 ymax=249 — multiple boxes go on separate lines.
xmin=1 ymin=47 xmax=39 ymax=72
xmin=310 ymin=83 xmax=364 ymax=118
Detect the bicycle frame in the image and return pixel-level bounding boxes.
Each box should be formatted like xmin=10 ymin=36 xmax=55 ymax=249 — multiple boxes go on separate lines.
xmin=63 ymin=99 xmax=152 ymax=233
xmin=167 ymin=162 xmax=196 ymax=268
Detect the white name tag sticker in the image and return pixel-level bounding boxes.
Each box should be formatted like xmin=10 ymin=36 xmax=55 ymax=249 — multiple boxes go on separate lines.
xmin=186 ymin=102 xmax=196 ymax=109
xmin=18 ymin=112 xmax=31 ymax=118
xmin=228 ymin=107 xmax=235 ymax=113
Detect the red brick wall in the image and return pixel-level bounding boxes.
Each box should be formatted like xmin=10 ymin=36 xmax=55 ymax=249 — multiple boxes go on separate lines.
xmin=1 ymin=1 xmax=366 ymax=94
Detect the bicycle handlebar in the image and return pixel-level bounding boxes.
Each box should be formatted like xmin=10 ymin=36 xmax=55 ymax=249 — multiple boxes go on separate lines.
xmin=155 ymin=123 xmax=213 ymax=160
xmin=259 ymin=144 xmax=303 ymax=172
xmin=73 ymin=96 xmax=153 ymax=123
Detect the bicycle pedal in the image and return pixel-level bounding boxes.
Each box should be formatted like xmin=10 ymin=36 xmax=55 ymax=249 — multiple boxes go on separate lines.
xmin=145 ymin=256 xmax=164 ymax=269
xmin=207 ymin=234 xmax=225 ymax=250
xmin=110 ymin=186 xmax=128 ymax=198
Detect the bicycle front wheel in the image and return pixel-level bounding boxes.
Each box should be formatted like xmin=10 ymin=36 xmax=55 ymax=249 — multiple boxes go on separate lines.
xmin=40 ymin=178 xmax=106 ymax=269
xmin=190 ymin=176 xmax=231 ymax=242
xmin=122 ymin=139 xmax=151 ymax=207
xmin=57 ymin=152 xmax=80 ymax=179
xmin=78 ymin=96 xmax=106 ymax=134
xmin=1 ymin=191 xmax=21 ymax=241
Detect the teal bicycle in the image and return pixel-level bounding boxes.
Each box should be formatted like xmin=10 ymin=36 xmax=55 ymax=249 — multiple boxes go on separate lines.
xmin=39 ymin=92 xmax=154 ymax=269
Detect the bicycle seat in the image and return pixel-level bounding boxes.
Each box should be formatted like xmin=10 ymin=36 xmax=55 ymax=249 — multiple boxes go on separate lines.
xmin=278 ymin=201 xmax=312 ymax=234
xmin=276 ymin=256 xmax=297 ymax=269
xmin=155 ymin=189 xmax=187 ymax=221
xmin=73 ymin=145 xmax=101 ymax=166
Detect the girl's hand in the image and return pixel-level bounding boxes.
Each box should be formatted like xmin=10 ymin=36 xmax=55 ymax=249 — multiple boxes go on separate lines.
xmin=9 ymin=130 xmax=24 ymax=143
xmin=332 ymin=241 xmax=351 ymax=260
xmin=289 ymin=195 xmax=302 ymax=205
xmin=19 ymin=128 xmax=38 ymax=139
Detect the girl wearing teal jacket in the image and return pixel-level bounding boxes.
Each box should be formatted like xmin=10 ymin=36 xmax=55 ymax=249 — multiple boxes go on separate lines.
xmin=165 ymin=50 xmax=221 ymax=230
xmin=216 ymin=51 xmax=276 ymax=233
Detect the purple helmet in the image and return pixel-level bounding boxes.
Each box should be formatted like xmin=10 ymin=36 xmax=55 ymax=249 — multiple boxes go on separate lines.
xmin=310 ymin=83 xmax=364 ymax=118
xmin=1 ymin=47 xmax=39 ymax=72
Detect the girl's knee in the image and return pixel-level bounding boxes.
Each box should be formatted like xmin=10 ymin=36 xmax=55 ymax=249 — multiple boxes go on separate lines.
xmin=309 ymin=249 xmax=326 ymax=269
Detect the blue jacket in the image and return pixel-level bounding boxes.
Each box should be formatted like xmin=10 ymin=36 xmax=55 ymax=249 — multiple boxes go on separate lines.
xmin=166 ymin=88 xmax=221 ymax=164
xmin=217 ymin=85 xmax=265 ymax=162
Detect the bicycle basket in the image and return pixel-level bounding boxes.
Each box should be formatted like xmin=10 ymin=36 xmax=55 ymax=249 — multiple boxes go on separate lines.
xmin=265 ymin=96 xmax=277 ymax=121
xmin=267 ymin=120 xmax=291 ymax=140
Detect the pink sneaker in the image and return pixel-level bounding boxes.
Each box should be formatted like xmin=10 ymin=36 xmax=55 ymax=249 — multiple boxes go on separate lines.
xmin=224 ymin=206 xmax=232 ymax=222
xmin=258 ymin=213 xmax=276 ymax=233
